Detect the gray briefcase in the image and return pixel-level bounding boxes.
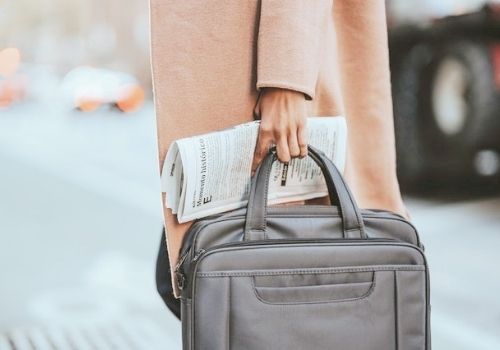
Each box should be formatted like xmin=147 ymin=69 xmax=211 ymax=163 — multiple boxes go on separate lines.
xmin=175 ymin=145 xmax=431 ymax=350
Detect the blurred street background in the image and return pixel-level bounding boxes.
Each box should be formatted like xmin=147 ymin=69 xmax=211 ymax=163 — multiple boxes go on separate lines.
xmin=1 ymin=0 xmax=499 ymax=349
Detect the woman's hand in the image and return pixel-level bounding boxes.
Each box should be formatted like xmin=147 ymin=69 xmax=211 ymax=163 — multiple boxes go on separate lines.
xmin=251 ymin=88 xmax=308 ymax=175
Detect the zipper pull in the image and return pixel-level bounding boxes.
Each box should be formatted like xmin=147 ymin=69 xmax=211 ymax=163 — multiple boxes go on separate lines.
xmin=174 ymin=252 xmax=189 ymax=291
xmin=175 ymin=251 xmax=189 ymax=273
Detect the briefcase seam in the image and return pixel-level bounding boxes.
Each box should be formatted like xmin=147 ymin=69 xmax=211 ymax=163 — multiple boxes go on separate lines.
xmin=196 ymin=265 xmax=425 ymax=277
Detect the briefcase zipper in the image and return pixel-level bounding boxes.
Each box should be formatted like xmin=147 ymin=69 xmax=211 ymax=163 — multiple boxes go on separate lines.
xmin=174 ymin=251 xmax=190 ymax=290
xmin=186 ymin=239 xmax=427 ymax=295
xmin=176 ymin=248 xmax=206 ymax=290
xmin=178 ymin=208 xmax=420 ymax=261
xmin=179 ymin=238 xmax=401 ymax=294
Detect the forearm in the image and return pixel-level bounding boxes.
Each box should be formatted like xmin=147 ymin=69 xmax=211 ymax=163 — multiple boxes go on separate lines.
xmin=334 ymin=0 xmax=402 ymax=208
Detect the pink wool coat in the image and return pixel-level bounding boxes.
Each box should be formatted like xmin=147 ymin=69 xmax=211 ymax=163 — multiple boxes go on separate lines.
xmin=151 ymin=0 xmax=347 ymax=297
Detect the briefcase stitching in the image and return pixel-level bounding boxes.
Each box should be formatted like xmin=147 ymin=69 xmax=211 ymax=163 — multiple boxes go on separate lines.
xmin=196 ymin=265 xmax=425 ymax=277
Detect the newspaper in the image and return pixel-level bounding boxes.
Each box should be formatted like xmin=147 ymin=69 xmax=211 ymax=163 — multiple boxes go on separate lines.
xmin=161 ymin=117 xmax=347 ymax=223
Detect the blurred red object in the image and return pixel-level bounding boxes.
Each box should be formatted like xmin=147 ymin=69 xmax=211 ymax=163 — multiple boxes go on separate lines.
xmin=0 ymin=48 xmax=27 ymax=108
xmin=115 ymin=84 xmax=145 ymax=112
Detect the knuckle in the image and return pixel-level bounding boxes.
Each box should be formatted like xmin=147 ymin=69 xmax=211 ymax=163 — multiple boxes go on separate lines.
xmin=259 ymin=123 xmax=273 ymax=134
xmin=273 ymin=125 xmax=287 ymax=136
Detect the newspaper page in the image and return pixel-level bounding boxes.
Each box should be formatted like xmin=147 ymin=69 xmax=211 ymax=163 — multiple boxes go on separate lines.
xmin=161 ymin=116 xmax=347 ymax=223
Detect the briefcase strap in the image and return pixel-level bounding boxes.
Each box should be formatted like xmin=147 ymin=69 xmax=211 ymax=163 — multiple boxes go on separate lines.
xmin=244 ymin=144 xmax=366 ymax=241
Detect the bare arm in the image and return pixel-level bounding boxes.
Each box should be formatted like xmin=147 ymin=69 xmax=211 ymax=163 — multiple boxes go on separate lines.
xmin=333 ymin=0 xmax=409 ymax=218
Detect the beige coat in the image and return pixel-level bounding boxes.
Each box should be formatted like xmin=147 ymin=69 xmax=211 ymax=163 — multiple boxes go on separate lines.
xmin=151 ymin=0 xmax=346 ymax=297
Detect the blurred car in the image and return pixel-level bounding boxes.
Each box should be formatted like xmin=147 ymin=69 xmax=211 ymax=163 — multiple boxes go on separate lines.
xmin=390 ymin=4 xmax=500 ymax=188
xmin=60 ymin=66 xmax=145 ymax=113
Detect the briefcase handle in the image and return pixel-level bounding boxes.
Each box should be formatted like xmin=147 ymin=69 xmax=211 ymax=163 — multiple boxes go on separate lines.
xmin=244 ymin=144 xmax=366 ymax=240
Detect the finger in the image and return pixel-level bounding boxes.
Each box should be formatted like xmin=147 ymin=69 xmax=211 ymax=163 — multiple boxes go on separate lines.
xmin=297 ymin=119 xmax=308 ymax=158
xmin=288 ymin=124 xmax=300 ymax=158
xmin=251 ymin=127 xmax=274 ymax=174
xmin=251 ymin=138 xmax=271 ymax=174
xmin=276 ymin=133 xmax=290 ymax=163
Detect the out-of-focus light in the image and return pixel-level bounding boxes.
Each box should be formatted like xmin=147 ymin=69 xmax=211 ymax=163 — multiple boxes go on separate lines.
xmin=0 ymin=47 xmax=20 ymax=76
xmin=76 ymin=98 xmax=101 ymax=112
xmin=0 ymin=48 xmax=27 ymax=109
xmin=474 ymin=149 xmax=500 ymax=176
xmin=0 ymin=84 xmax=14 ymax=108
xmin=431 ymin=57 xmax=468 ymax=136
xmin=116 ymin=84 xmax=145 ymax=113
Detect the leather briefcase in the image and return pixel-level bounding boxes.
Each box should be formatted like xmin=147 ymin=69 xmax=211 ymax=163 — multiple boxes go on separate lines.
xmin=175 ymin=145 xmax=431 ymax=350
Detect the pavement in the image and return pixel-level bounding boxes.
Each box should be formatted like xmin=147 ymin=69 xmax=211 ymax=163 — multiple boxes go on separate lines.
xmin=0 ymin=102 xmax=499 ymax=349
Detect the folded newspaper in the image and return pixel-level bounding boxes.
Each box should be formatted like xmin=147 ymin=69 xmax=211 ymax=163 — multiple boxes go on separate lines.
xmin=161 ymin=117 xmax=347 ymax=223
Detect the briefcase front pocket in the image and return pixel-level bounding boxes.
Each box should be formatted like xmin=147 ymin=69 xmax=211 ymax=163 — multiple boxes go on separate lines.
xmin=252 ymin=270 xmax=374 ymax=304
xmin=193 ymin=266 xmax=427 ymax=350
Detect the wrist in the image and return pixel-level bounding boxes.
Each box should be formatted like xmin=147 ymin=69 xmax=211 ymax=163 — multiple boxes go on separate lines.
xmin=260 ymin=87 xmax=307 ymax=100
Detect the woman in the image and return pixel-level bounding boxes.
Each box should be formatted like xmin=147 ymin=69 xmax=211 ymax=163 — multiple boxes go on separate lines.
xmin=150 ymin=0 xmax=409 ymax=320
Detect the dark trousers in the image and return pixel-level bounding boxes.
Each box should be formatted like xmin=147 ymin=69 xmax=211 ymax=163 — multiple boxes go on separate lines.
xmin=156 ymin=228 xmax=181 ymax=320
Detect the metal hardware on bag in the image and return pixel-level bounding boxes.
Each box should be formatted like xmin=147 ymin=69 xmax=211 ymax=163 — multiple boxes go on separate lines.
xmin=174 ymin=251 xmax=189 ymax=290
xmin=269 ymin=147 xmax=277 ymax=155
xmin=177 ymin=249 xmax=206 ymax=291
xmin=176 ymin=271 xmax=186 ymax=290
xmin=175 ymin=251 xmax=189 ymax=272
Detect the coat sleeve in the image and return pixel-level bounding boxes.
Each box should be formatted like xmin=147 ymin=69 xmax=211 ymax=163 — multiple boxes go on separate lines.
xmin=256 ymin=0 xmax=332 ymax=100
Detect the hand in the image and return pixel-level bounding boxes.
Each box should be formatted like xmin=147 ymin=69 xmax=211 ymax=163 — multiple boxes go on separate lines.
xmin=251 ymin=88 xmax=308 ymax=175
